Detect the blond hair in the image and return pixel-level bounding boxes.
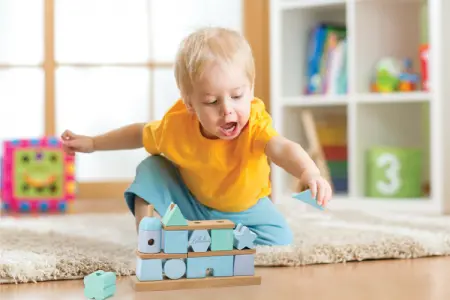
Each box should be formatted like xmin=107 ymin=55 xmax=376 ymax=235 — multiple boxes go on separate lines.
xmin=174 ymin=27 xmax=255 ymax=98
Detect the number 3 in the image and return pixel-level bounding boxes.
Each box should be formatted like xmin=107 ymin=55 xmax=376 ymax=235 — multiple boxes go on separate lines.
xmin=376 ymin=153 xmax=401 ymax=195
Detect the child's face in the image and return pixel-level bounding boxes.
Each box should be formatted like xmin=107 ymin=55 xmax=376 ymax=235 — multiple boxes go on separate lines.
xmin=186 ymin=62 xmax=253 ymax=140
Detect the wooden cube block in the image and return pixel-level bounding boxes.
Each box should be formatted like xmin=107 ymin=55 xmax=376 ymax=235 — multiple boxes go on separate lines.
xmin=233 ymin=254 xmax=255 ymax=276
xmin=211 ymin=229 xmax=233 ymax=251
xmin=136 ymin=257 xmax=163 ymax=281
xmin=163 ymin=230 xmax=188 ymax=253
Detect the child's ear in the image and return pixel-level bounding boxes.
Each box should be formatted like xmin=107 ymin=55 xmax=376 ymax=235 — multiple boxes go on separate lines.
xmin=183 ymin=97 xmax=195 ymax=114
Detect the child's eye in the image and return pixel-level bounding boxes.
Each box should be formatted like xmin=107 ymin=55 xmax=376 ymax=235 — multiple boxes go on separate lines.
xmin=207 ymin=100 xmax=217 ymax=105
xmin=232 ymin=95 xmax=242 ymax=100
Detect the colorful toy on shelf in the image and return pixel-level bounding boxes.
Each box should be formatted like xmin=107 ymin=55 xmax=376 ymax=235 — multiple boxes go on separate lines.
xmin=0 ymin=137 xmax=76 ymax=213
xmin=132 ymin=204 xmax=261 ymax=292
xmin=371 ymin=57 xmax=401 ymax=92
xmin=371 ymin=57 xmax=420 ymax=93
xmin=84 ymin=270 xmax=116 ymax=300
xmin=398 ymin=59 xmax=420 ymax=91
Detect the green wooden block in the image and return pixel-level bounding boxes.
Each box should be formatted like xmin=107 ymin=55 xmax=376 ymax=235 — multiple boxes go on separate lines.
xmin=211 ymin=228 xmax=233 ymax=251
xmin=83 ymin=270 xmax=116 ymax=300
xmin=366 ymin=147 xmax=422 ymax=198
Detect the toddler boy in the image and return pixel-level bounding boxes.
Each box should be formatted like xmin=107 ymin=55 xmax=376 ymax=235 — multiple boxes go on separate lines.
xmin=61 ymin=27 xmax=332 ymax=246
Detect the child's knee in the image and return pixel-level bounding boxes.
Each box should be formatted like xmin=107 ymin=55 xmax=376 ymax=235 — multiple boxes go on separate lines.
xmin=277 ymin=225 xmax=294 ymax=245
xmin=136 ymin=155 xmax=174 ymax=174
xmin=253 ymin=223 xmax=293 ymax=246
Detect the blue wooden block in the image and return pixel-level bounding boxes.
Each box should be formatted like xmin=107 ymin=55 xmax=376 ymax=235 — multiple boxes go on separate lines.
xmin=138 ymin=230 xmax=161 ymax=253
xmin=188 ymin=229 xmax=211 ymax=252
xmin=233 ymin=223 xmax=257 ymax=250
xmin=292 ymin=189 xmax=324 ymax=210
xmin=164 ymin=258 xmax=186 ymax=279
xmin=233 ymin=254 xmax=255 ymax=276
xmin=163 ymin=230 xmax=188 ymax=253
xmin=83 ymin=270 xmax=116 ymax=300
xmin=186 ymin=256 xmax=234 ymax=278
xmin=136 ymin=257 xmax=163 ymax=281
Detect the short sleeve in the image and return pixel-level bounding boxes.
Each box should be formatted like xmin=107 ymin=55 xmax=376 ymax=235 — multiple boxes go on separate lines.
xmin=143 ymin=119 xmax=165 ymax=155
xmin=251 ymin=108 xmax=279 ymax=153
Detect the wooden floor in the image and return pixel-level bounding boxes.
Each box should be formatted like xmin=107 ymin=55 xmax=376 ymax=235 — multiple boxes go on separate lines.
xmin=2 ymin=198 xmax=450 ymax=300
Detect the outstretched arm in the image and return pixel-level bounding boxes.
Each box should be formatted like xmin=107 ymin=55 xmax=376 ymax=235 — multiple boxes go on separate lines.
xmin=265 ymin=135 xmax=332 ymax=206
xmin=61 ymin=122 xmax=146 ymax=155
xmin=92 ymin=123 xmax=146 ymax=151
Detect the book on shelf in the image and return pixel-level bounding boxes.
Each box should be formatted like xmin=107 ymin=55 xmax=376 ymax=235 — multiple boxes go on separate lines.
xmin=305 ymin=23 xmax=347 ymax=96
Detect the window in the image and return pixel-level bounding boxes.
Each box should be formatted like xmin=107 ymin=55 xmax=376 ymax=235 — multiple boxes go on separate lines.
xmin=0 ymin=0 xmax=243 ymax=191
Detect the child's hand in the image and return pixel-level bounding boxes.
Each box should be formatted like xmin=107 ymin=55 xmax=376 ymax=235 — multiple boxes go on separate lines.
xmin=61 ymin=130 xmax=95 ymax=156
xmin=300 ymin=172 xmax=333 ymax=207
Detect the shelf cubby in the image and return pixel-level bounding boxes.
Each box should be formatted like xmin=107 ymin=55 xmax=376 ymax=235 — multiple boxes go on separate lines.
xmin=280 ymin=2 xmax=347 ymax=98
xmin=270 ymin=0 xmax=450 ymax=213
xmin=354 ymin=101 xmax=430 ymax=200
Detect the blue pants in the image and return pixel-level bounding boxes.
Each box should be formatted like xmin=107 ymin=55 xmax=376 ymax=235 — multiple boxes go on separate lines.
xmin=124 ymin=155 xmax=293 ymax=246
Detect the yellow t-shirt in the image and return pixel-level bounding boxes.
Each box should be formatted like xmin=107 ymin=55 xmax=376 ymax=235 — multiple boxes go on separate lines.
xmin=142 ymin=97 xmax=278 ymax=212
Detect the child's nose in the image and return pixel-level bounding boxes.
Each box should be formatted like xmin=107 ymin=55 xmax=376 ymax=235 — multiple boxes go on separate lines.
xmin=221 ymin=102 xmax=233 ymax=116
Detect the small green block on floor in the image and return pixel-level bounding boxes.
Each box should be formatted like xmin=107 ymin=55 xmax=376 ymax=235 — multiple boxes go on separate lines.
xmin=84 ymin=270 xmax=116 ymax=300
xmin=211 ymin=228 xmax=234 ymax=251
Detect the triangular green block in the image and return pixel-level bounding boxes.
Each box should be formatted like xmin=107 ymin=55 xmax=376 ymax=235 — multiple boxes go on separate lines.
xmin=162 ymin=203 xmax=188 ymax=226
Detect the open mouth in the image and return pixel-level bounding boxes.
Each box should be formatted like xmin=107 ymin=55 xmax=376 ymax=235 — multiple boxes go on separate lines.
xmin=219 ymin=122 xmax=238 ymax=137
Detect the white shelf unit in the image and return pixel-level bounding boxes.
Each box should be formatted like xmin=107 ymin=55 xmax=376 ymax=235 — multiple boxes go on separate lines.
xmin=269 ymin=0 xmax=450 ymax=213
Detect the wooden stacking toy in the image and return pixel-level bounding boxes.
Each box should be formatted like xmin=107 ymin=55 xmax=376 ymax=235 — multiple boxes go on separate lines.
xmin=132 ymin=203 xmax=261 ymax=291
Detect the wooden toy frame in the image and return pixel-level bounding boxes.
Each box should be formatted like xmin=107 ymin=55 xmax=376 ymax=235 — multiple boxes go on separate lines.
xmin=132 ymin=204 xmax=262 ymax=292
xmin=1 ymin=137 xmax=76 ymax=213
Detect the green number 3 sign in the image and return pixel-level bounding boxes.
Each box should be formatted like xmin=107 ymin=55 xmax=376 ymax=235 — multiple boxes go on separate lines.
xmin=366 ymin=147 xmax=422 ymax=198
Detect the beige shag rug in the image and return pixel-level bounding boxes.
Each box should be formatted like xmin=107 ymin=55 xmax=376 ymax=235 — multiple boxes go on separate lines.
xmin=2 ymin=197 xmax=450 ymax=284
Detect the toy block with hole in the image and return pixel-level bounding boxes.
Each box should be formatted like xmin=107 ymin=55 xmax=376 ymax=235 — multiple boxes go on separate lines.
xmin=132 ymin=204 xmax=261 ymax=292
xmin=188 ymin=229 xmax=211 ymax=252
xmin=186 ymin=255 xmax=234 ymax=278
xmin=162 ymin=203 xmax=188 ymax=226
xmin=292 ymin=189 xmax=324 ymax=210
xmin=84 ymin=270 xmax=116 ymax=300
xmin=1 ymin=137 xmax=76 ymax=214
xmin=138 ymin=205 xmax=161 ymax=253
xmin=233 ymin=223 xmax=257 ymax=250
